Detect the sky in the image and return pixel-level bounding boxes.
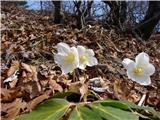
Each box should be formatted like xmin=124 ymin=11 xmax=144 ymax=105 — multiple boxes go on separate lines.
xmin=26 ymin=0 xmax=105 ymax=17
xmin=27 ymin=0 xmax=42 ymax=10
xmin=26 ymin=0 xmax=159 ymax=31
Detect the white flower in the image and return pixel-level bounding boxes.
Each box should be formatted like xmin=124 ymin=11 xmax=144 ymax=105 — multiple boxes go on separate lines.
xmin=122 ymin=52 xmax=155 ymax=86
xmin=77 ymin=45 xmax=98 ymax=69
xmin=54 ymin=42 xmax=79 ymax=74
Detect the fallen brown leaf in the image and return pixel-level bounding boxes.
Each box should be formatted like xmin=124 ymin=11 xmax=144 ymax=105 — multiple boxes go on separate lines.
xmin=27 ymin=94 xmax=50 ymax=111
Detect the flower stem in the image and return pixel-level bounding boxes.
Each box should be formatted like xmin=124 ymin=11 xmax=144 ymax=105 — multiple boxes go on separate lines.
xmin=73 ymin=69 xmax=79 ymax=82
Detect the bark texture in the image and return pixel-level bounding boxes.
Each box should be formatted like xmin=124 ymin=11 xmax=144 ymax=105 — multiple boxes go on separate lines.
xmin=134 ymin=1 xmax=160 ymax=40
xmin=52 ymin=1 xmax=61 ymax=24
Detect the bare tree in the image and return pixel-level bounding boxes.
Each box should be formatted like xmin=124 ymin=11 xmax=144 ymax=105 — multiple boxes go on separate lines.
xmin=73 ymin=0 xmax=83 ymax=29
xmin=52 ymin=1 xmax=61 ymax=24
xmin=40 ymin=1 xmax=43 ymax=13
xmin=103 ymin=1 xmax=127 ymax=29
xmin=73 ymin=0 xmax=93 ymax=29
xmin=84 ymin=0 xmax=93 ymax=18
xmin=133 ymin=1 xmax=160 ymax=40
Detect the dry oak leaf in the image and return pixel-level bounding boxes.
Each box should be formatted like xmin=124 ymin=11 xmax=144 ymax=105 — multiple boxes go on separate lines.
xmin=21 ymin=63 xmax=35 ymax=73
xmin=1 ymin=98 xmax=26 ymax=120
xmin=21 ymin=63 xmax=41 ymax=92
xmin=69 ymin=81 xmax=82 ymax=93
xmin=79 ymin=83 xmax=88 ymax=101
xmin=49 ymin=77 xmax=63 ymax=92
xmin=113 ymin=79 xmax=128 ymax=99
xmin=27 ymin=94 xmax=50 ymax=112
xmin=7 ymin=60 xmax=20 ymax=77
xmin=22 ymin=81 xmax=41 ymax=99
xmin=1 ymin=88 xmax=13 ymax=102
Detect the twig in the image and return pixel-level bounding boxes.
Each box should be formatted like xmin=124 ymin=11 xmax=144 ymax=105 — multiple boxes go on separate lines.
xmin=72 ymin=69 xmax=79 ymax=82
xmin=138 ymin=93 xmax=146 ymax=106
xmin=105 ymin=30 xmax=124 ymax=53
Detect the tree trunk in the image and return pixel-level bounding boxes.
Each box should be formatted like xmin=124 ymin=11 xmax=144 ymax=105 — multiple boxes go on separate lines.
xmin=84 ymin=1 xmax=93 ymax=17
xmin=133 ymin=1 xmax=160 ymax=40
xmin=52 ymin=1 xmax=61 ymax=24
xmin=73 ymin=1 xmax=83 ymax=29
xmin=103 ymin=1 xmax=127 ymax=28
xmin=40 ymin=1 xmax=43 ymax=13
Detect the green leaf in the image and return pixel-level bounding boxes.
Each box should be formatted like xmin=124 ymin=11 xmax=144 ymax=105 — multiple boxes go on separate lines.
xmin=16 ymin=98 xmax=159 ymax=120
xmin=16 ymin=98 xmax=70 ymax=120
xmin=96 ymin=99 xmax=160 ymax=119
xmin=95 ymin=99 xmax=131 ymax=110
xmin=119 ymin=100 xmax=160 ymax=119
xmin=91 ymin=103 xmax=139 ymax=120
xmin=68 ymin=105 xmax=103 ymax=120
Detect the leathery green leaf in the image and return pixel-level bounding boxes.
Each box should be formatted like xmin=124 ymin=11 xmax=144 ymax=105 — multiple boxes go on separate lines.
xmin=68 ymin=105 xmax=103 ymax=120
xmin=96 ymin=99 xmax=160 ymax=119
xmin=118 ymin=100 xmax=160 ymax=119
xmin=16 ymin=98 xmax=70 ymax=120
xmin=94 ymin=99 xmax=131 ymax=110
xmin=91 ymin=103 xmax=139 ymax=120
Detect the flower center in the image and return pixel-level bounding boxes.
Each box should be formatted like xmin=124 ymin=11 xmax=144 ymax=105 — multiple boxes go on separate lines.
xmin=65 ymin=53 xmax=75 ymax=63
xmin=133 ymin=67 xmax=144 ymax=76
xmin=80 ymin=55 xmax=88 ymax=63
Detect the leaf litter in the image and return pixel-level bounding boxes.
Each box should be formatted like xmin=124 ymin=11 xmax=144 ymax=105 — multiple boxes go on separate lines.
xmin=1 ymin=5 xmax=160 ymax=120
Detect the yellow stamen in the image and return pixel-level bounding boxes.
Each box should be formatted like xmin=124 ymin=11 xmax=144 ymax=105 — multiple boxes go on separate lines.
xmin=134 ymin=67 xmax=144 ymax=76
xmin=65 ymin=53 xmax=75 ymax=63
xmin=80 ymin=55 xmax=88 ymax=63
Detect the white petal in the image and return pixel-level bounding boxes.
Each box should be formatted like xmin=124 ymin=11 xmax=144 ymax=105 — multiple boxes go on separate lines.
xmin=127 ymin=69 xmax=151 ymax=86
xmin=54 ymin=54 xmax=65 ymax=65
xmin=69 ymin=47 xmax=79 ymax=69
xmin=86 ymin=49 xmax=95 ymax=56
xmin=70 ymin=46 xmax=79 ymax=58
xmin=135 ymin=52 xmax=149 ymax=66
xmin=61 ymin=64 xmax=75 ymax=74
xmin=57 ymin=42 xmax=70 ymax=54
xmin=132 ymin=75 xmax=151 ymax=86
xmin=126 ymin=62 xmax=136 ymax=79
xmin=122 ymin=58 xmax=134 ymax=69
xmin=137 ymin=77 xmax=151 ymax=86
xmin=78 ymin=63 xmax=86 ymax=70
xmin=77 ymin=45 xmax=86 ymax=55
xmin=70 ymin=46 xmax=79 ymax=65
xmin=60 ymin=59 xmax=78 ymax=74
xmin=144 ymin=63 xmax=155 ymax=76
xmin=127 ymin=70 xmax=135 ymax=79
xmin=55 ymin=43 xmax=79 ymax=74
xmin=87 ymin=57 xmax=98 ymax=66
xmin=72 ymin=58 xmax=79 ymax=69
xmin=54 ymin=54 xmax=74 ymax=71
xmin=127 ymin=61 xmax=136 ymax=71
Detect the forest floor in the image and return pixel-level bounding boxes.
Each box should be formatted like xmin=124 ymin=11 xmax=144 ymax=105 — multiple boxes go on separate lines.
xmin=1 ymin=6 xmax=160 ymax=120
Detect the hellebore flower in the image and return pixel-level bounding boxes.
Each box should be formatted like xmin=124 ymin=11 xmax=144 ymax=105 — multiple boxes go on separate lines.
xmin=122 ymin=52 xmax=155 ymax=85
xmin=54 ymin=42 xmax=79 ymax=74
xmin=77 ymin=45 xmax=98 ymax=70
